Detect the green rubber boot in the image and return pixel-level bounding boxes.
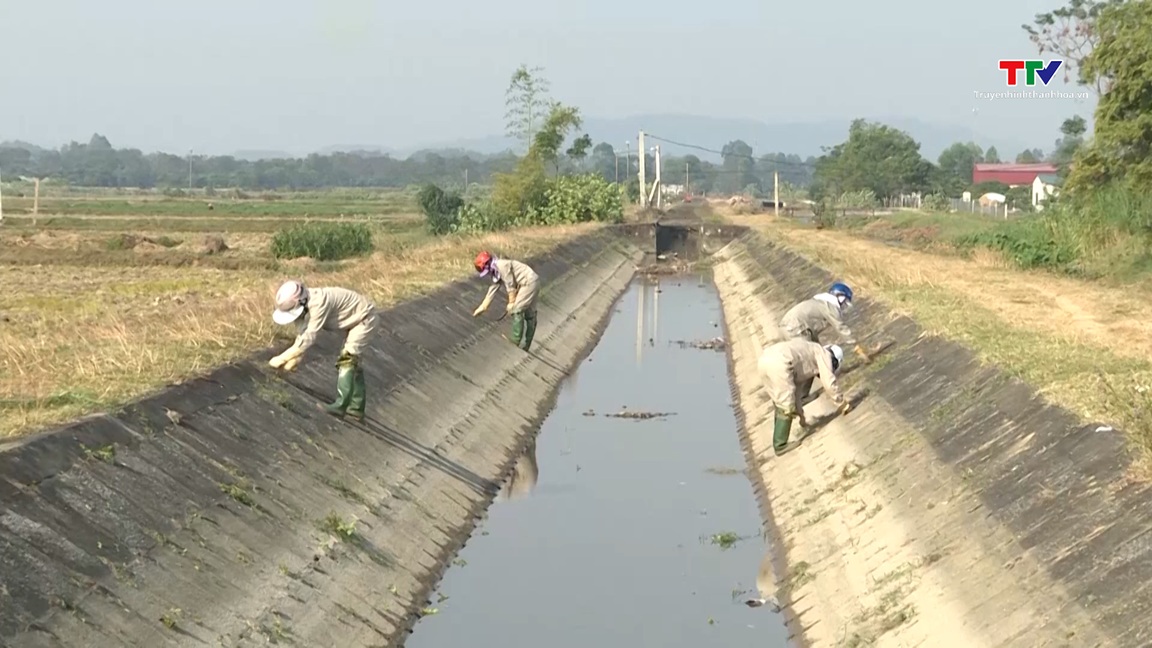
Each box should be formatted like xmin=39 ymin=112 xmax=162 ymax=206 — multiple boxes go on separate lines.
xmin=509 ymin=311 xmax=526 ymax=348
xmin=773 ymin=408 xmax=801 ymax=456
xmin=521 ymin=308 xmax=537 ymax=352
xmin=346 ymin=366 xmax=366 ymax=422
xmin=322 ymin=353 xmax=357 ymax=417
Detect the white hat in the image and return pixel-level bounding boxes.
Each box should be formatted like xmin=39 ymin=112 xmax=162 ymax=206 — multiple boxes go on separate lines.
xmin=273 ymin=280 xmax=307 ymax=325
xmin=826 ymin=344 xmax=844 ymax=371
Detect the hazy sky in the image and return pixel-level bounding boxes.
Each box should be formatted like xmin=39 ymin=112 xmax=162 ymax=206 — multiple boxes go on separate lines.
xmin=0 ymin=0 xmax=1094 ymax=156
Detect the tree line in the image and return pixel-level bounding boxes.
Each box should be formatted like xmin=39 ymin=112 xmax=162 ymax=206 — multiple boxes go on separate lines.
xmin=0 ymin=132 xmax=816 ymax=196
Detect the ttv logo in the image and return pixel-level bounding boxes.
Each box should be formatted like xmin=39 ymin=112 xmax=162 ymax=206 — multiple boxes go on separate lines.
xmin=999 ymin=60 xmax=1062 ymax=86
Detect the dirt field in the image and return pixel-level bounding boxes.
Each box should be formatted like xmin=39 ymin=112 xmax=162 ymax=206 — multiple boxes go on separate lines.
xmin=0 ymin=193 xmax=595 ymax=439
xmin=718 ymin=203 xmax=1152 ymax=463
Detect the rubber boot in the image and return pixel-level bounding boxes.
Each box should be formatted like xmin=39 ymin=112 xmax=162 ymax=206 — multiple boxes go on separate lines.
xmin=346 ymin=366 xmax=366 ymax=422
xmin=773 ymin=408 xmax=801 ymax=456
xmin=321 ymin=353 xmax=357 ymax=417
xmin=509 ymin=311 xmax=526 ymax=348
xmin=521 ymin=309 xmax=537 ymax=352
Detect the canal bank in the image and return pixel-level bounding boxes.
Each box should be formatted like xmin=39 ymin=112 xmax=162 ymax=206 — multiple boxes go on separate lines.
xmin=405 ymin=277 xmax=789 ymax=647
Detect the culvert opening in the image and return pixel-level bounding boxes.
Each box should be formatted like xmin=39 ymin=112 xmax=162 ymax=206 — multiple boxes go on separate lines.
xmin=403 ymin=266 xmax=788 ymax=647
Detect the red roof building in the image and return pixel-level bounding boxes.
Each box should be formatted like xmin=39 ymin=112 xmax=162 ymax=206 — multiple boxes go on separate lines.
xmin=972 ymin=163 xmax=1059 ymax=186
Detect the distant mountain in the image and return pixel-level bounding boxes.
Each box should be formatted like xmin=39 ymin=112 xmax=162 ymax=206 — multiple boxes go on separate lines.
xmin=380 ymin=114 xmax=1030 ymax=163
xmin=232 ymin=149 xmax=295 ymax=161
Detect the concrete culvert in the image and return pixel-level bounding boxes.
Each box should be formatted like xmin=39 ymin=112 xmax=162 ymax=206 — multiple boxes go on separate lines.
xmin=0 ymin=220 xmax=1135 ymax=647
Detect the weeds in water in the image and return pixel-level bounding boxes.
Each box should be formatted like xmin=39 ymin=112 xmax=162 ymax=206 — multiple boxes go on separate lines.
xmin=709 ymin=531 xmax=742 ymax=549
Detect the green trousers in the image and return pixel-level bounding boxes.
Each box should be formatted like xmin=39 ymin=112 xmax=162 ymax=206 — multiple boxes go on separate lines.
xmin=509 ymin=308 xmax=538 ymax=352
xmin=324 ymin=352 xmax=366 ymax=420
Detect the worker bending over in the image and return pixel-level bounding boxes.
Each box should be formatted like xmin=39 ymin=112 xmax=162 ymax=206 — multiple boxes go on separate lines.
xmin=779 ymin=281 xmax=869 ymax=401
xmin=758 ymin=339 xmax=850 ymax=456
xmin=269 ymin=280 xmax=377 ymax=421
xmin=472 ymin=251 xmax=540 ymax=352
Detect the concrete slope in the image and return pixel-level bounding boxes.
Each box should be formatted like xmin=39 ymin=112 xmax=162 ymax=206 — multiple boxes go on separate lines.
xmin=713 ymin=231 xmax=1138 ymax=646
xmin=0 ymin=230 xmax=642 ymax=647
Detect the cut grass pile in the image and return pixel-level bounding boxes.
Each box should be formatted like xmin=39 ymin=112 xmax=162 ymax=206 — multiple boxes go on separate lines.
xmin=721 ymin=209 xmax=1152 ymax=461
xmin=0 ymin=221 xmax=598 ymax=438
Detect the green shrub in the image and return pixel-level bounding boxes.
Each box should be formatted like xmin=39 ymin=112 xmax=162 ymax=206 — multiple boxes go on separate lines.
xmin=538 ymin=174 xmax=623 ymax=225
xmin=456 ymin=200 xmax=521 ymax=233
xmin=922 ymin=193 xmax=950 ymax=212
xmin=416 ymin=183 xmax=464 ymax=235
xmin=956 ymin=220 xmax=1077 ymax=269
xmin=270 ymin=222 xmax=373 ymax=261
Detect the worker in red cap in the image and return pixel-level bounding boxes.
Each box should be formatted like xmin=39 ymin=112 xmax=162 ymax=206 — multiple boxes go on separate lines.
xmin=472 ymin=251 xmax=540 ymax=352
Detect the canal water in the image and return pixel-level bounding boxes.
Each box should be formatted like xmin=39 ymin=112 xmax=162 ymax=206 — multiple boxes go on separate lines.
xmin=404 ymin=277 xmax=789 ymax=647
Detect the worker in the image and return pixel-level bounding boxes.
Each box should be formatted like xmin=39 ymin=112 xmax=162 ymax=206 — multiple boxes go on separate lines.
xmin=779 ymin=281 xmax=869 ymax=402
xmin=268 ymin=280 xmax=377 ymax=421
xmin=757 ymin=339 xmax=850 ymax=456
xmin=472 ymin=251 xmax=540 ymax=352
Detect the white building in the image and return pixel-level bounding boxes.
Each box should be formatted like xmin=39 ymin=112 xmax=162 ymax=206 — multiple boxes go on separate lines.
xmin=1032 ymin=173 xmax=1060 ymax=210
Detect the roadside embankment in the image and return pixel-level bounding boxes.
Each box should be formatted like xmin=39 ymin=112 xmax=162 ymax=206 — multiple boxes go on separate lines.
xmin=0 ymin=230 xmax=641 ymax=647
xmin=713 ymin=230 xmax=1143 ymax=646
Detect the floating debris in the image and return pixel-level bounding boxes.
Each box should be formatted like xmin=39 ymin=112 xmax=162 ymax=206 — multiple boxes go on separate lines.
xmin=582 ymin=409 xmax=597 ymax=417
xmin=605 ymin=410 xmax=676 ymax=420
xmin=704 ymin=466 xmax=744 ymax=476
xmin=744 ymin=597 xmax=781 ymax=612
xmin=672 ymin=337 xmax=726 ymax=351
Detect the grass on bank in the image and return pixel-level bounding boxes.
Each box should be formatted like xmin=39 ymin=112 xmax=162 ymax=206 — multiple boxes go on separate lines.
xmin=0 ymin=221 xmax=599 ymax=439
xmin=719 ymin=203 xmax=1152 ymax=463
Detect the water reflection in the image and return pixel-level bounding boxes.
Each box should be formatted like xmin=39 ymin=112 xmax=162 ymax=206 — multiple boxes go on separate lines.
xmin=498 ymin=436 xmax=539 ymax=501
xmin=749 ymin=540 xmax=783 ymax=612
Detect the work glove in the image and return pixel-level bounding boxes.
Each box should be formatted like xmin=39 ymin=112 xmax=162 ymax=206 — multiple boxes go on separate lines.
xmin=472 ymin=306 xmax=485 ymax=317
xmin=854 ymin=344 xmax=871 ymax=363
xmin=269 ymin=348 xmax=302 ymax=369
xmin=282 ymin=357 xmax=300 ymax=372
xmin=838 ymin=400 xmax=853 ymax=416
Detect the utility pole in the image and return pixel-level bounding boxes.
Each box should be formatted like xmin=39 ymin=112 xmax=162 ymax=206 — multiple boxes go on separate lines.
xmin=774 ymin=171 xmax=779 ymax=218
xmin=685 ymin=161 xmax=690 ymax=195
xmin=464 ymin=168 xmax=468 ymax=190
xmin=648 ymin=145 xmax=662 ymax=208
xmin=615 ymin=154 xmax=619 ymax=183
xmin=637 ymin=131 xmax=647 ymax=207
xmin=0 ymin=167 xmax=4 ymax=226
xmin=188 ymin=149 xmax=193 ymax=192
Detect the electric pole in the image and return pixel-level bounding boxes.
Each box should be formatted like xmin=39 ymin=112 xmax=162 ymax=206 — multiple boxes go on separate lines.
xmin=649 ymin=145 xmax=662 ymax=208
xmin=685 ymin=161 xmax=689 ymax=195
xmin=188 ymin=150 xmax=193 ymax=192
xmin=0 ymin=167 xmax=4 ymax=226
xmin=774 ymin=171 xmax=779 ymax=218
xmin=615 ymin=154 xmax=619 ymax=183
xmin=637 ymin=131 xmax=647 ymax=207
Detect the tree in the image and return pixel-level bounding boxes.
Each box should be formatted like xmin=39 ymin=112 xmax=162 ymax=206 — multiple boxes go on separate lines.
xmin=984 ymin=146 xmax=1001 ymax=163
xmin=1068 ymin=0 xmax=1152 ymax=189
xmin=503 ymin=65 xmax=552 ymax=154
xmin=813 ymin=120 xmax=934 ymax=200
xmin=937 ymin=142 xmax=984 ymax=195
xmin=565 ymin=134 xmax=593 ymax=168
xmin=717 ymin=140 xmax=757 ymax=194
xmin=1015 ymin=148 xmax=1045 ymax=162
xmin=1022 ymin=0 xmax=1125 ymax=95
xmin=531 ymin=102 xmax=585 ymax=174
xmin=1052 ymin=115 xmax=1088 ymax=172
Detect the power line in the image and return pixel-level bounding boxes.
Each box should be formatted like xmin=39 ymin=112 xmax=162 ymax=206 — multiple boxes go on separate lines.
xmin=643 ymin=133 xmax=818 ymax=170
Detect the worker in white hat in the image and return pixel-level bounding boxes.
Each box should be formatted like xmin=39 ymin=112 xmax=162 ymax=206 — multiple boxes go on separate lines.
xmin=269 ymin=280 xmax=377 ymax=421
xmin=757 ymin=339 xmax=850 ymax=456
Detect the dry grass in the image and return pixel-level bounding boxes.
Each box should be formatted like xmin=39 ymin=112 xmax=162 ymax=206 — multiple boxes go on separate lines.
xmin=0 ymin=222 xmax=598 ymax=438
xmin=721 ymin=208 xmax=1152 ymax=459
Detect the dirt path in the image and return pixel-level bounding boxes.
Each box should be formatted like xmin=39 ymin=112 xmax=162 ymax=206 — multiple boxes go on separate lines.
xmin=712 ymin=240 xmax=1104 ymax=646
xmin=724 ymin=214 xmax=1152 ymax=364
